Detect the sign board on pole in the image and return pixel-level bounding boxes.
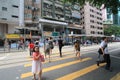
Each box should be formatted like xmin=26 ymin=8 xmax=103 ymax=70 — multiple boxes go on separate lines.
xmin=103 ymin=20 xmax=113 ymax=24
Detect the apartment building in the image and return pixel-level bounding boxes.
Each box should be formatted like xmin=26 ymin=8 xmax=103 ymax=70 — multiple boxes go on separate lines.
xmin=0 ymin=0 xmax=19 ymax=39
xmin=23 ymin=0 xmax=41 ymax=38
xmin=104 ymin=8 xmax=120 ymax=25
xmin=24 ymin=0 xmax=82 ymax=39
xmin=80 ymin=2 xmax=104 ymax=37
xmin=40 ymin=0 xmax=82 ymax=38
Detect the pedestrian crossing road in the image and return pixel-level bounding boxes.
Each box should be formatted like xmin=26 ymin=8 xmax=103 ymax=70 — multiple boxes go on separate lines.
xmin=20 ymin=49 xmax=120 ymax=80
xmin=0 ymin=42 xmax=120 ymax=80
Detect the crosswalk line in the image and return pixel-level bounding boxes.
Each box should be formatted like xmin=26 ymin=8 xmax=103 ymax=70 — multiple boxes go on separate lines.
xmin=111 ymin=72 xmax=120 ymax=80
xmin=27 ymin=51 xmax=75 ymax=61
xmin=24 ymin=55 xmax=75 ymax=67
xmin=21 ymin=57 xmax=91 ymax=78
xmin=55 ymin=63 xmax=106 ymax=80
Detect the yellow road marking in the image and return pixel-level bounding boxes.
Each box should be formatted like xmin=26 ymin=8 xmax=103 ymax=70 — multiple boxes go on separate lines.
xmin=24 ymin=55 xmax=75 ymax=67
xmin=111 ymin=72 xmax=120 ymax=80
xmin=56 ymin=63 xmax=106 ymax=80
xmin=21 ymin=57 xmax=91 ymax=78
xmin=27 ymin=51 xmax=75 ymax=61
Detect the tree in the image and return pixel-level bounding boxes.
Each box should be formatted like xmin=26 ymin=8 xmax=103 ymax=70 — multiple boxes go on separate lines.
xmin=63 ymin=0 xmax=120 ymax=14
xmin=104 ymin=25 xmax=120 ymax=36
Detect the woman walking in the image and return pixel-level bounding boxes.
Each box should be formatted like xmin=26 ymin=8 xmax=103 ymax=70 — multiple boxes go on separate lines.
xmin=74 ymin=40 xmax=81 ymax=60
xmin=32 ymin=46 xmax=44 ymax=80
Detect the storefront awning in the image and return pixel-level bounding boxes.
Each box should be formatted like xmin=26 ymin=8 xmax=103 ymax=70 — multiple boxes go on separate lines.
xmin=39 ymin=18 xmax=68 ymax=26
xmin=68 ymin=27 xmax=82 ymax=30
xmin=15 ymin=26 xmax=39 ymax=30
xmin=68 ymin=34 xmax=104 ymax=37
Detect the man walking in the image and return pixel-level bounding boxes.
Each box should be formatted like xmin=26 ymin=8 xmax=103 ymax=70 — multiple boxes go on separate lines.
xmin=28 ymin=41 xmax=35 ymax=56
xmin=58 ymin=36 xmax=63 ymax=57
xmin=97 ymin=37 xmax=111 ymax=71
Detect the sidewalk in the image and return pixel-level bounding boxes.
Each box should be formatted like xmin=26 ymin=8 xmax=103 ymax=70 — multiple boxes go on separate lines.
xmin=0 ymin=42 xmax=117 ymax=57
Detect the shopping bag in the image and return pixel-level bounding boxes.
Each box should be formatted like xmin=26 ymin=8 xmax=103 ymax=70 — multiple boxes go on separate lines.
xmin=40 ymin=55 xmax=45 ymax=62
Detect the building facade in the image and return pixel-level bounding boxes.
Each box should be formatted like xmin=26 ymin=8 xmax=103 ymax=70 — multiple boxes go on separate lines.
xmin=24 ymin=0 xmax=82 ymax=40
xmin=23 ymin=0 xmax=41 ymax=39
xmin=0 ymin=0 xmax=19 ymax=38
xmin=80 ymin=2 xmax=104 ymax=37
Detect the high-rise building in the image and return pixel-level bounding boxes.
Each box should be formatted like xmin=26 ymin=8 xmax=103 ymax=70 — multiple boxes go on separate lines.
xmin=0 ymin=0 xmax=19 ymax=38
xmin=24 ymin=0 xmax=82 ymax=39
xmin=80 ymin=2 xmax=104 ymax=37
xmin=102 ymin=0 xmax=120 ymax=26
xmin=23 ymin=0 xmax=41 ymax=38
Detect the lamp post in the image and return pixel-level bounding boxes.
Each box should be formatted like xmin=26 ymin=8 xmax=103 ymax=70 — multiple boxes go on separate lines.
xmin=71 ymin=31 xmax=74 ymax=45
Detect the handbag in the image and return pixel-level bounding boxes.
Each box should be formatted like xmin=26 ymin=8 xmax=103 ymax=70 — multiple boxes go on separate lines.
xmin=40 ymin=55 xmax=45 ymax=62
xmin=98 ymin=48 xmax=103 ymax=54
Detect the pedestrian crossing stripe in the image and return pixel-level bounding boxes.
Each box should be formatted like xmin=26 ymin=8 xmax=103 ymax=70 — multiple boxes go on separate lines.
xmin=111 ymin=72 xmax=120 ymax=80
xmin=24 ymin=55 xmax=76 ymax=67
xmin=21 ymin=57 xmax=91 ymax=78
xmin=27 ymin=51 xmax=75 ymax=61
xmin=56 ymin=63 xmax=106 ymax=80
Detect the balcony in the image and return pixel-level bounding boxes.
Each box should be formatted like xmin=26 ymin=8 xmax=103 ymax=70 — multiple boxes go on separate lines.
xmin=32 ymin=16 xmax=39 ymax=21
xmin=55 ymin=16 xmax=65 ymax=21
xmin=55 ymin=11 xmax=63 ymax=15
xmin=55 ymin=0 xmax=63 ymax=5
xmin=31 ymin=7 xmax=39 ymax=11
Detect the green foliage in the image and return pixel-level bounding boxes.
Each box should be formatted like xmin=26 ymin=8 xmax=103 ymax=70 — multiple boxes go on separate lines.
xmin=63 ymin=0 xmax=120 ymax=14
xmin=104 ymin=25 xmax=120 ymax=36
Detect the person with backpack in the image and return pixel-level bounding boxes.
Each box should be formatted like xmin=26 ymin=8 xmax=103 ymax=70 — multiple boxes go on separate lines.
xmin=74 ymin=39 xmax=81 ymax=60
xmin=97 ymin=37 xmax=111 ymax=71
xmin=44 ymin=38 xmax=51 ymax=62
xmin=48 ymin=37 xmax=54 ymax=54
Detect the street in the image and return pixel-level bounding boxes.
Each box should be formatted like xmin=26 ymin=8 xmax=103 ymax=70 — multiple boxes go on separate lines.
xmin=0 ymin=42 xmax=120 ymax=80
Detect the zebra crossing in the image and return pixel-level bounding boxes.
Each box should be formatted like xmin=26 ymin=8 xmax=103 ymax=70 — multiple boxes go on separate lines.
xmin=20 ymin=43 xmax=120 ymax=80
xmin=20 ymin=52 xmax=108 ymax=80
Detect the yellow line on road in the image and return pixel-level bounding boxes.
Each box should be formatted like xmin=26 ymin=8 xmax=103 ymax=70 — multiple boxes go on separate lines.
xmin=27 ymin=51 xmax=75 ymax=61
xmin=111 ymin=72 xmax=120 ymax=80
xmin=24 ymin=55 xmax=75 ymax=67
xmin=21 ymin=57 xmax=91 ymax=79
xmin=56 ymin=63 xmax=106 ymax=80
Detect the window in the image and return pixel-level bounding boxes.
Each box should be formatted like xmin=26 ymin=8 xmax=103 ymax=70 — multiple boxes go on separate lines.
xmin=1 ymin=18 xmax=7 ymax=20
xmin=90 ymin=9 xmax=94 ymax=12
xmin=91 ymin=31 xmax=95 ymax=34
xmin=90 ymin=25 xmax=95 ymax=28
xmin=12 ymin=5 xmax=19 ymax=8
xmin=2 ymin=7 xmax=7 ymax=11
xmin=90 ymin=20 xmax=94 ymax=23
xmin=90 ymin=14 xmax=94 ymax=18
xmin=12 ymin=15 xmax=19 ymax=18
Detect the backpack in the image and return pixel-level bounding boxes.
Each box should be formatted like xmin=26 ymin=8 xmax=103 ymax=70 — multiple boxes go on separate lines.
xmin=98 ymin=43 xmax=107 ymax=54
xmin=49 ymin=41 xmax=54 ymax=49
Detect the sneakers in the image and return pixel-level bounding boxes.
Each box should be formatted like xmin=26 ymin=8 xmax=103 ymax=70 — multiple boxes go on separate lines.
xmin=105 ymin=67 xmax=113 ymax=72
xmin=96 ymin=61 xmax=99 ymax=66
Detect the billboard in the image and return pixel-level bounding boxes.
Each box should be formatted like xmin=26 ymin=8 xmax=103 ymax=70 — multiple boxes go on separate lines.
xmin=72 ymin=11 xmax=80 ymax=19
xmin=103 ymin=19 xmax=113 ymax=24
xmin=6 ymin=34 xmax=20 ymax=39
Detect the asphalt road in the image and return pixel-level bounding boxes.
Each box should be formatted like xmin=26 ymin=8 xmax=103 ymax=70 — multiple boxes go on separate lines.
xmin=0 ymin=42 xmax=120 ymax=80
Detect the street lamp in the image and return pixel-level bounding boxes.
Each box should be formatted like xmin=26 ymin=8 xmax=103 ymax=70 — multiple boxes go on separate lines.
xmin=71 ymin=31 xmax=74 ymax=44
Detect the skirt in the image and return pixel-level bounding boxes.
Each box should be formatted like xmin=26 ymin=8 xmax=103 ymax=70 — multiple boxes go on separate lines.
xmin=32 ymin=59 xmax=42 ymax=74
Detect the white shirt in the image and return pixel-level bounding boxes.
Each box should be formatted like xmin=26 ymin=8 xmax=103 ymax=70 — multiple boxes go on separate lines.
xmin=100 ymin=41 xmax=108 ymax=54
